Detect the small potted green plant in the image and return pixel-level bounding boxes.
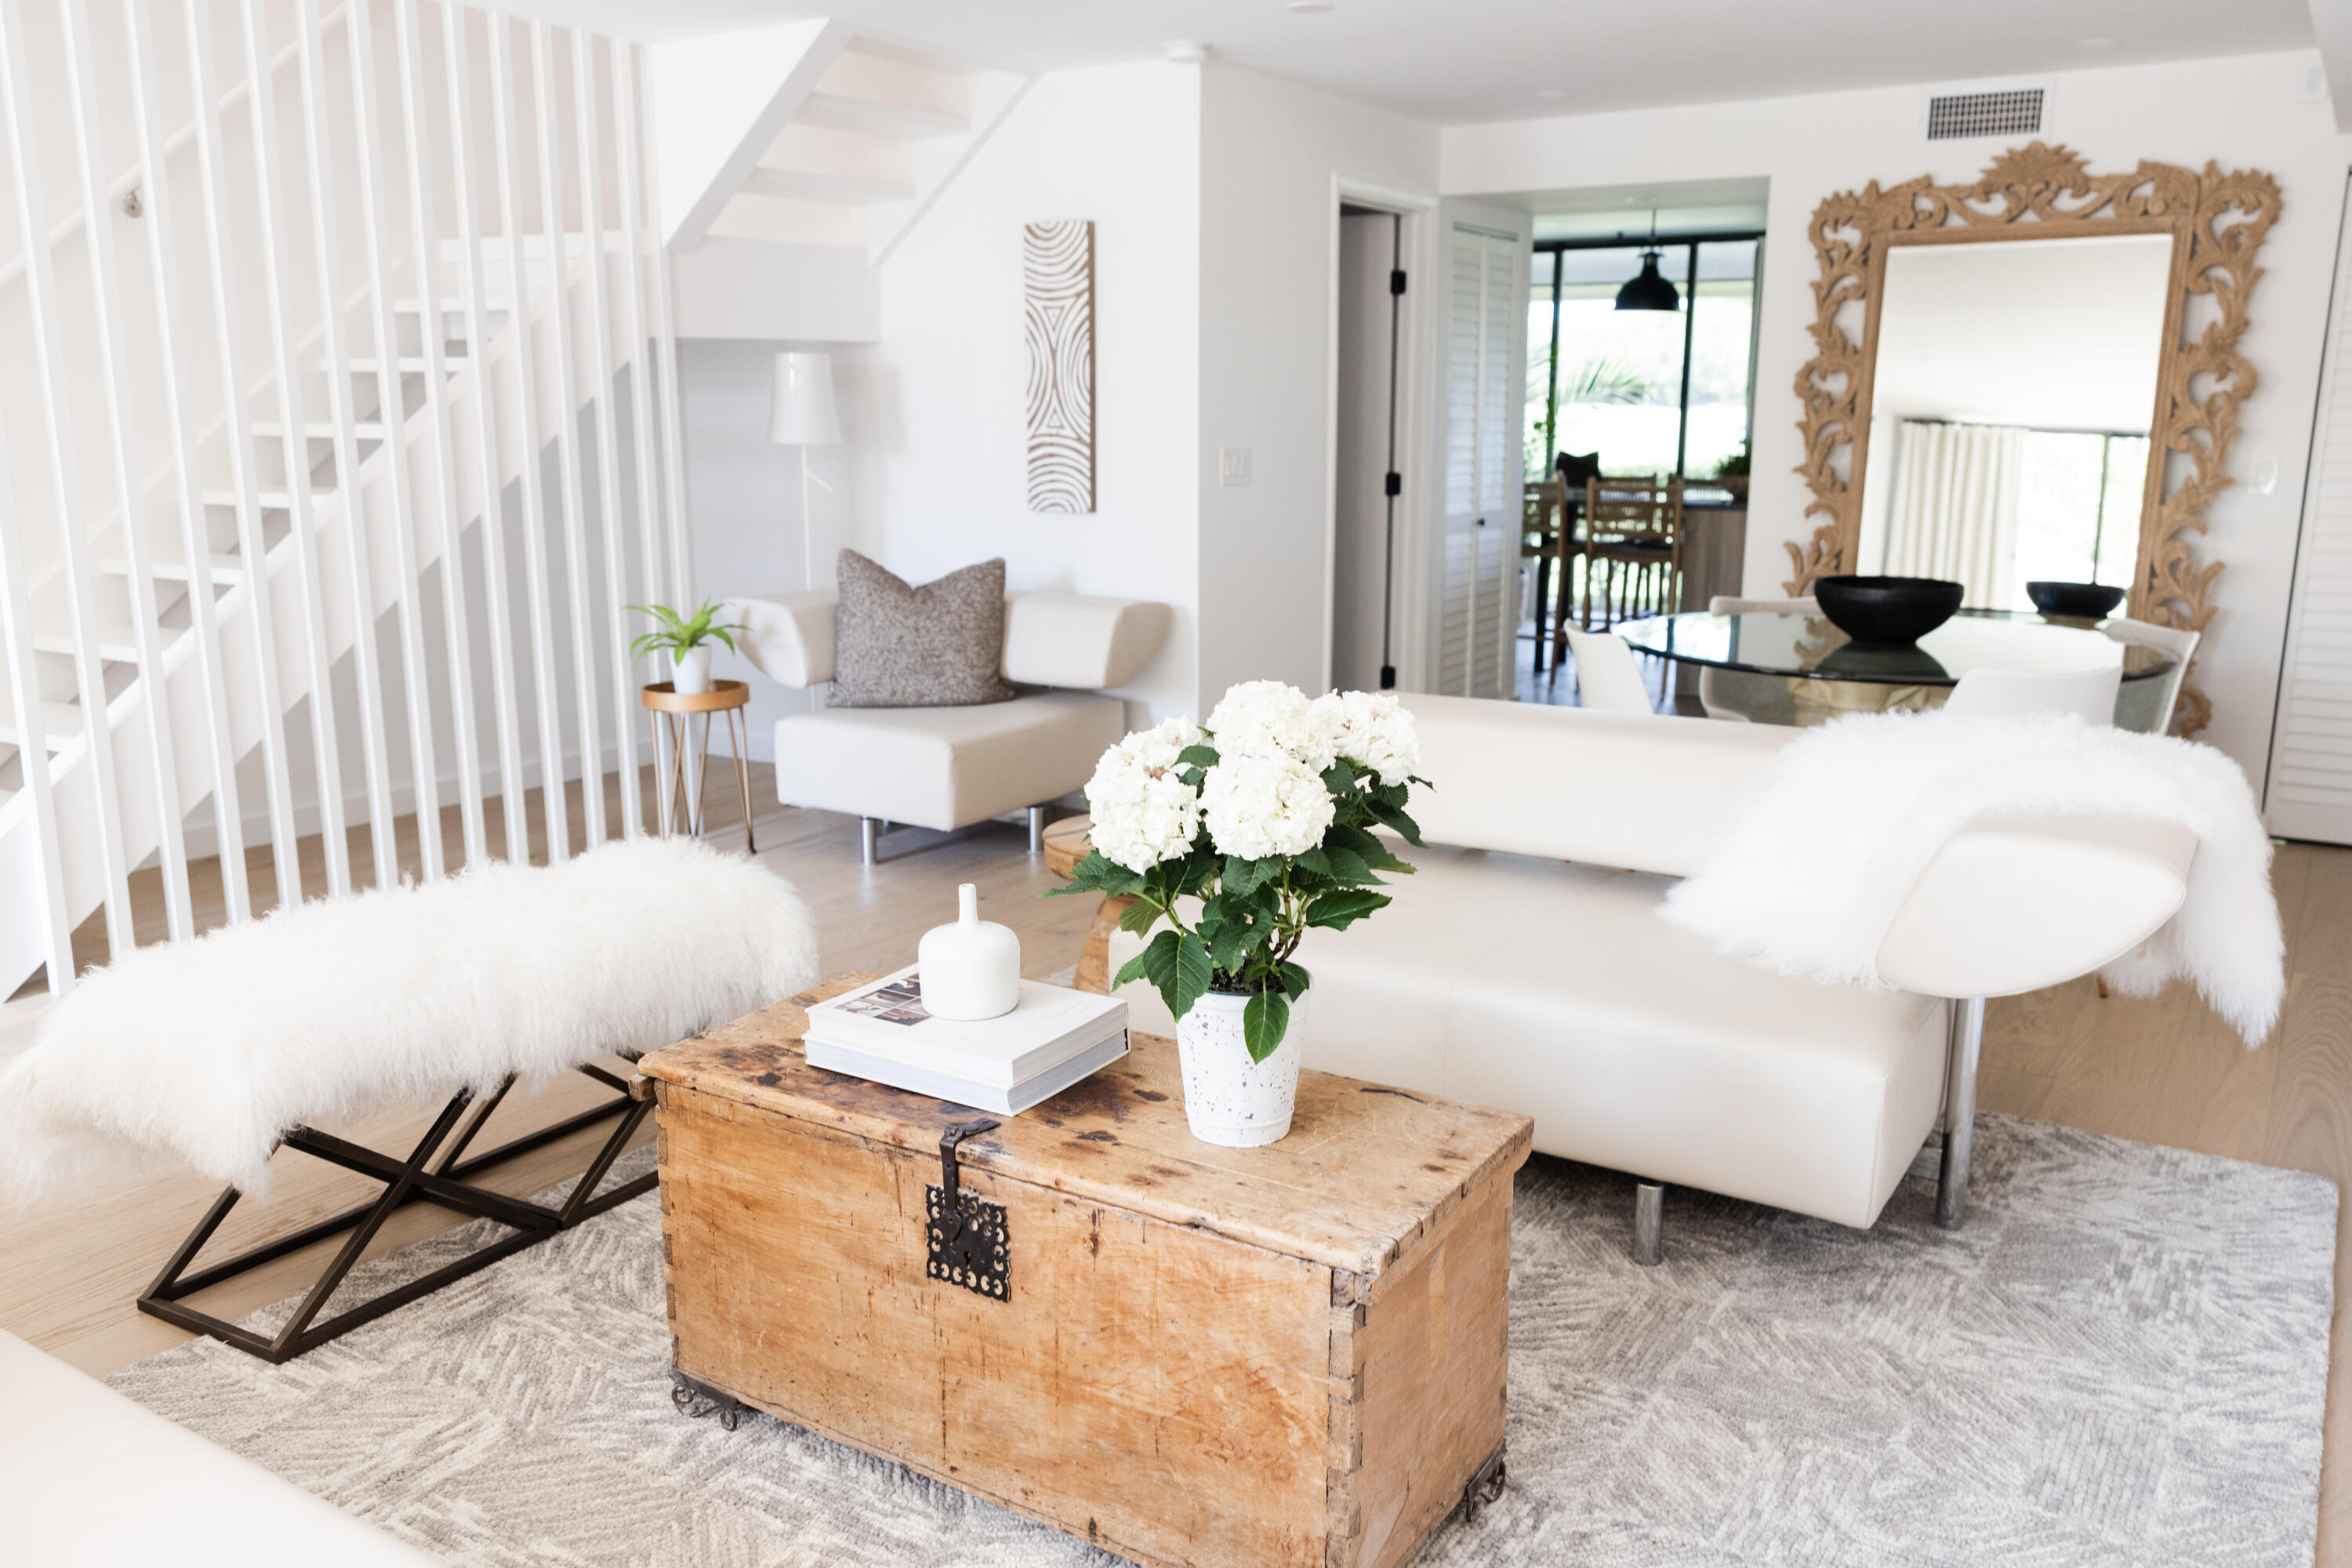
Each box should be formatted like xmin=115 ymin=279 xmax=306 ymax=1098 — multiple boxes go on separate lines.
xmin=629 ymin=599 xmax=747 ymax=695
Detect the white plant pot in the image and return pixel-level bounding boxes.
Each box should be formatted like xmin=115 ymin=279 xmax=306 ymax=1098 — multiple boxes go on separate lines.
xmin=1175 ymin=989 xmax=1303 ymax=1148
xmin=672 ymin=644 xmax=713 ymax=695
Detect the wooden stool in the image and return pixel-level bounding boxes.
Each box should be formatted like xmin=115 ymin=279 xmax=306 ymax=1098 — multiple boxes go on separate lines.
xmin=642 ymin=680 xmax=757 ymax=852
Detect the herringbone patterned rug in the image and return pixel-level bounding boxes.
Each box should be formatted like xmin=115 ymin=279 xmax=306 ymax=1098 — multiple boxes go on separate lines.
xmin=111 ymin=1113 xmax=2333 ymax=1567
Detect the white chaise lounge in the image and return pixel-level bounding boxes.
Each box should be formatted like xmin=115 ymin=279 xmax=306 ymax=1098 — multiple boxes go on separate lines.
xmin=732 ymin=589 xmax=1171 ymax=863
xmin=1108 ymin=695 xmax=2198 ymax=1254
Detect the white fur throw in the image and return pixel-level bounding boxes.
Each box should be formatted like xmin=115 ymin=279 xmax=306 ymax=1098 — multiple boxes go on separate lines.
xmin=0 ymin=837 xmax=818 ymax=1200
xmin=1659 ymin=710 xmax=2284 ymax=1045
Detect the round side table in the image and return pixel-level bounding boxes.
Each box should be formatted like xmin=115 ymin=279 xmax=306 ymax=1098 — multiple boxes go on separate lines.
xmin=642 ymin=680 xmax=757 ymax=852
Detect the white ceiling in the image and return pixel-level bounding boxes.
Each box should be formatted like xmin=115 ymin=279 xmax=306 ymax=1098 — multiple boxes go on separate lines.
xmin=503 ymin=0 xmax=2318 ymax=125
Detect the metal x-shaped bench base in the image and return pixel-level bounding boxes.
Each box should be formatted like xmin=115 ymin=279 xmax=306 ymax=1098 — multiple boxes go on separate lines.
xmin=137 ymin=1065 xmax=654 ymax=1363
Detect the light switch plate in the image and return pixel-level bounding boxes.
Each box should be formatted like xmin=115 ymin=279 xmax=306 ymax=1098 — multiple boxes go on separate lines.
xmin=1220 ymin=446 xmax=1252 ymax=486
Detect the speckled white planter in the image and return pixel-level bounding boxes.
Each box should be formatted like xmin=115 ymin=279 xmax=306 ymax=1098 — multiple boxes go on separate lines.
xmin=1175 ymin=990 xmax=1303 ymax=1148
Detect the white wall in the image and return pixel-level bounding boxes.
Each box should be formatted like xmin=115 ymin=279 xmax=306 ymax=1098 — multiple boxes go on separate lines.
xmin=1442 ymin=51 xmax=2351 ymax=784
xmin=837 ymin=60 xmax=1203 ymax=722
xmin=1196 ymin=64 xmax=1439 ymax=705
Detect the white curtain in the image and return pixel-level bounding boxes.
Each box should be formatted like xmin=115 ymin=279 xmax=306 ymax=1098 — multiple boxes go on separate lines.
xmin=1882 ymin=420 xmax=2025 ymax=609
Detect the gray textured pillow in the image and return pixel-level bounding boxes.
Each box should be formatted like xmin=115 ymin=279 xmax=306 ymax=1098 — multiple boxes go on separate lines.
xmin=828 ymin=550 xmax=1017 ymax=709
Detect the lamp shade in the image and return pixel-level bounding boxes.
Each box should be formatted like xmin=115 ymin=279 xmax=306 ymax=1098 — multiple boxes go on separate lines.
xmin=1614 ymin=249 xmax=1680 ymax=313
xmin=768 ymin=350 xmax=841 ymax=445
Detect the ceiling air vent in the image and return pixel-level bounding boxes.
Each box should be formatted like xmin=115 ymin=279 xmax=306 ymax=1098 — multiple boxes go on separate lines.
xmin=1924 ymin=87 xmax=2043 ymax=141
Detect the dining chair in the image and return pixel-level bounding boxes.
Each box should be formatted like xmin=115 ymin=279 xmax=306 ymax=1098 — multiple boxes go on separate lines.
xmin=1700 ymin=596 xmax=1820 ymax=721
xmin=1522 ymin=479 xmax=1566 ymax=673
xmin=1548 ymin=452 xmax=1602 ymax=662
xmin=2101 ymin=616 xmax=2200 ymax=735
xmin=1581 ymin=477 xmax=1685 ymax=632
xmin=1564 ymin=629 xmax=1657 ymax=715
xmin=1944 ymin=663 xmax=2123 ymax=724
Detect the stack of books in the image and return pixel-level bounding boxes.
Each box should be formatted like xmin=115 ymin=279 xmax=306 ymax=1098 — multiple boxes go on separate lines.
xmin=802 ymin=966 xmax=1130 ymax=1115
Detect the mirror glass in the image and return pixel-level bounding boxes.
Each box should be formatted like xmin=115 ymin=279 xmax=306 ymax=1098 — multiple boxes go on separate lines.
xmin=1853 ymin=233 xmax=2174 ymax=611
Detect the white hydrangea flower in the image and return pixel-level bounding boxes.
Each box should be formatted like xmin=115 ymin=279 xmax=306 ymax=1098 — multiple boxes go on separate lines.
xmin=1312 ymin=690 xmax=1421 ymax=786
xmin=1083 ymin=718 xmax=1206 ymax=872
xmin=1207 ymin=681 xmax=1338 ymax=770
xmin=1200 ymin=751 xmax=1337 ymax=861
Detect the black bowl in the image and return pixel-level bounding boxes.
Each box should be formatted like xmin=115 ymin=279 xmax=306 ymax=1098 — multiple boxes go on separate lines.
xmin=2026 ymin=580 xmax=2125 ymax=620
xmin=1813 ymin=575 xmax=1965 ymax=648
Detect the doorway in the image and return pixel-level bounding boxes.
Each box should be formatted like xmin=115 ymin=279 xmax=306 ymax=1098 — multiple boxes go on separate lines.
xmin=1332 ymin=205 xmax=1403 ymax=693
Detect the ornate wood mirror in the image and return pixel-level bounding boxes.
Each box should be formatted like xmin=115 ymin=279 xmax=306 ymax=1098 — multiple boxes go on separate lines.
xmin=1788 ymin=142 xmax=2281 ymax=735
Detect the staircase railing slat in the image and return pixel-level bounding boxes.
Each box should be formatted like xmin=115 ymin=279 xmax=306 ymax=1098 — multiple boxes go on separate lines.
xmin=183 ymin=0 xmax=306 ymax=913
xmin=487 ymin=10 xmax=570 ymax=863
xmin=641 ymin=42 xmax=695 ymax=679
xmin=574 ymin=29 xmax=643 ymax=840
xmin=394 ymin=0 xmax=486 ymax=867
xmin=126 ymin=0 xmax=250 ymax=927
xmin=61 ymin=0 xmax=192 ymax=943
xmin=296 ymin=0 xmax=398 ymax=893
xmin=0 ymin=0 xmax=139 ymax=956
xmin=239 ymin=0 xmax=354 ymax=899
xmin=612 ymin=40 xmax=673 ymax=833
xmin=531 ymin=20 xmax=606 ymax=853
xmin=347 ymin=0 xmax=445 ymax=882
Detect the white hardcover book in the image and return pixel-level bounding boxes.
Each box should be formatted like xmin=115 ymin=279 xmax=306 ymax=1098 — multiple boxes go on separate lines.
xmin=804 ymin=1028 xmax=1132 ymax=1116
xmin=802 ymin=967 xmax=1130 ymax=1091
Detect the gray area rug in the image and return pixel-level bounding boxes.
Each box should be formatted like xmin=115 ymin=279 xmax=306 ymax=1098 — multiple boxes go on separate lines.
xmin=111 ymin=1113 xmax=2336 ymax=1567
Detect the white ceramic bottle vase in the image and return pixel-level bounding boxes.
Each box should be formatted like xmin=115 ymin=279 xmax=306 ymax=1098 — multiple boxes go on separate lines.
xmin=916 ymin=884 xmax=1021 ymax=1021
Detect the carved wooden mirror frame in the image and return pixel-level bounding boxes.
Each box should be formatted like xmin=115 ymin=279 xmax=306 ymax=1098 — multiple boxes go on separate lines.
xmin=1787 ymin=141 xmax=2281 ymax=735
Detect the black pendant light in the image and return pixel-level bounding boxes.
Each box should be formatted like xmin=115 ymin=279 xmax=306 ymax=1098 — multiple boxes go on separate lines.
xmin=1615 ymin=211 xmax=1681 ymax=313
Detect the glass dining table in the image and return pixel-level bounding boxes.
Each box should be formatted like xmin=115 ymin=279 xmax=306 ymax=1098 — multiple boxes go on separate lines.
xmin=1613 ymin=607 xmax=2180 ymax=731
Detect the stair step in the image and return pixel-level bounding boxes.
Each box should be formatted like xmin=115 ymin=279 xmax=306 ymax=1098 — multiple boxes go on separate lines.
xmin=392 ymin=297 xmax=512 ymax=315
xmin=96 ymin=550 xmax=247 ymax=584
xmin=743 ymin=166 xmax=915 ymax=205
xmin=347 ymin=355 xmax=467 ymax=374
xmin=795 ymin=91 xmax=967 ymax=140
xmin=0 ymin=701 xmax=82 ymax=753
xmin=203 ymin=488 xmax=336 ymax=511
xmin=31 ymin=632 xmax=142 ymax=664
xmin=253 ymin=420 xmax=390 ymax=440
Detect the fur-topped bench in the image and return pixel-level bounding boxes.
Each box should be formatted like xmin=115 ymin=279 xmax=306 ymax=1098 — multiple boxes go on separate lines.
xmin=0 ymin=837 xmax=818 ymax=1362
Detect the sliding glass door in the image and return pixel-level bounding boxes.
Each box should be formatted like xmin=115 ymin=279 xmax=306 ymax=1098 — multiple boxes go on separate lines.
xmin=1526 ymin=234 xmax=1762 ymax=487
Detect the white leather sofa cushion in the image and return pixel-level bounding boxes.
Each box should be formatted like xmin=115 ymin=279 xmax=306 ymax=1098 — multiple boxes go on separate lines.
xmin=1109 ymin=843 xmax=1947 ymax=1229
xmin=775 ymin=691 xmax=1127 ymax=832
xmin=729 ymin=589 xmax=1170 ymax=691
xmin=0 ymin=1328 xmax=437 ymax=1566
xmin=1004 ymin=594 xmax=1173 ymax=689
xmin=1400 ymin=692 xmax=1795 ymax=877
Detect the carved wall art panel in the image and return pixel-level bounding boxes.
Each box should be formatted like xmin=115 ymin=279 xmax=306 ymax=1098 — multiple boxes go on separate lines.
xmin=1025 ymin=220 xmax=1095 ymax=514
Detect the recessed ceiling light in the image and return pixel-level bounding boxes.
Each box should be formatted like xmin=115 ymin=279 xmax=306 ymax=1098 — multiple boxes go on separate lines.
xmin=2078 ymin=34 xmax=2116 ymax=48
xmin=1534 ymin=87 xmax=1566 ymax=100
xmin=1287 ymin=1 xmax=1334 ymax=12
xmin=1163 ymin=39 xmax=1209 ymax=62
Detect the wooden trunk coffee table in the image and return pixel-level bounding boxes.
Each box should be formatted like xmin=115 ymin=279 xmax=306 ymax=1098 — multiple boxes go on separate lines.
xmin=637 ymin=975 xmax=1534 ymax=1568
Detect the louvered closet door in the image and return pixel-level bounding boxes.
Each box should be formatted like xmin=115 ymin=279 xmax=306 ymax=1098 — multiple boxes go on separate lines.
xmin=2267 ymin=176 xmax=2352 ymax=844
xmin=1440 ymin=227 xmax=1519 ymax=699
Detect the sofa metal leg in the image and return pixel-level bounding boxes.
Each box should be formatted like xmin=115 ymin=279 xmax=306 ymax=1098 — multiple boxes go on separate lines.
xmin=1632 ymin=1181 xmax=1664 ymax=1265
xmin=1027 ymin=805 xmax=1046 ymax=855
xmin=1936 ymin=996 xmax=1986 ymax=1231
xmin=860 ymin=817 xmax=879 ymax=866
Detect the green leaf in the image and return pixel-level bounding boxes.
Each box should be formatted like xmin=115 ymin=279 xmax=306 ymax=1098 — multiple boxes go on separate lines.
xmin=1124 ymin=928 xmax=1180 ymax=1000
xmin=1319 ymin=846 xmax=1380 ymax=887
xmin=1168 ymin=931 xmax=1214 ymax=1021
xmin=1321 ymin=760 xmax=1359 ymax=797
xmin=1176 ymin=744 xmax=1221 ymax=770
xmin=1242 ymin=989 xmax=1290 ymax=1063
xmin=1305 ymin=889 xmax=1391 ymax=930
xmin=1366 ymin=797 xmax=1425 ymax=848
xmin=1276 ymin=961 xmax=1312 ymax=1000
xmin=1208 ymin=916 xmax=1254 ymax=975
xmin=1292 ymin=846 xmax=1332 ymax=879
xmin=1223 ymin=855 xmax=1277 ymax=898
xmin=1047 ymin=851 xmax=1145 ymax=898
xmin=1116 ymin=896 xmax=1166 ymax=936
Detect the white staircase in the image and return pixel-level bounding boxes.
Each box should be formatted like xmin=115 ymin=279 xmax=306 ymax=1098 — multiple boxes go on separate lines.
xmin=0 ymin=2 xmax=683 ymax=998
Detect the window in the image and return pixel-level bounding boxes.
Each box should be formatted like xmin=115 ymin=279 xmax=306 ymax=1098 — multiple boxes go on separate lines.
xmin=1526 ymin=234 xmax=1762 ymax=488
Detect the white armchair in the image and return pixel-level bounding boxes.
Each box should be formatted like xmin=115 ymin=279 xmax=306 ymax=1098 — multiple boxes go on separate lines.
xmin=731 ymin=590 xmax=1171 ymax=862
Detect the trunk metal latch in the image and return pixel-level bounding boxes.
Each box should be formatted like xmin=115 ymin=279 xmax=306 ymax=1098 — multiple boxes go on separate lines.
xmin=926 ymin=1118 xmax=1008 ymax=1300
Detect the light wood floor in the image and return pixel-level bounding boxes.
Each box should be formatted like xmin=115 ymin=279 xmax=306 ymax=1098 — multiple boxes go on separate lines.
xmin=2 ymin=776 xmax=2346 ymax=1559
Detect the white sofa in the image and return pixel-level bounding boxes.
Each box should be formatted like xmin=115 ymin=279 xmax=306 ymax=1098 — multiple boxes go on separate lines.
xmin=1109 ymin=694 xmax=2195 ymax=1247
xmin=732 ymin=590 xmax=1170 ymax=863
xmin=0 ymin=1327 xmax=437 ymax=1565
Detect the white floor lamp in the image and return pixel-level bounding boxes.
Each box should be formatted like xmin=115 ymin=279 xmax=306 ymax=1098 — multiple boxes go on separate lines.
xmin=768 ymin=351 xmax=842 ymax=591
